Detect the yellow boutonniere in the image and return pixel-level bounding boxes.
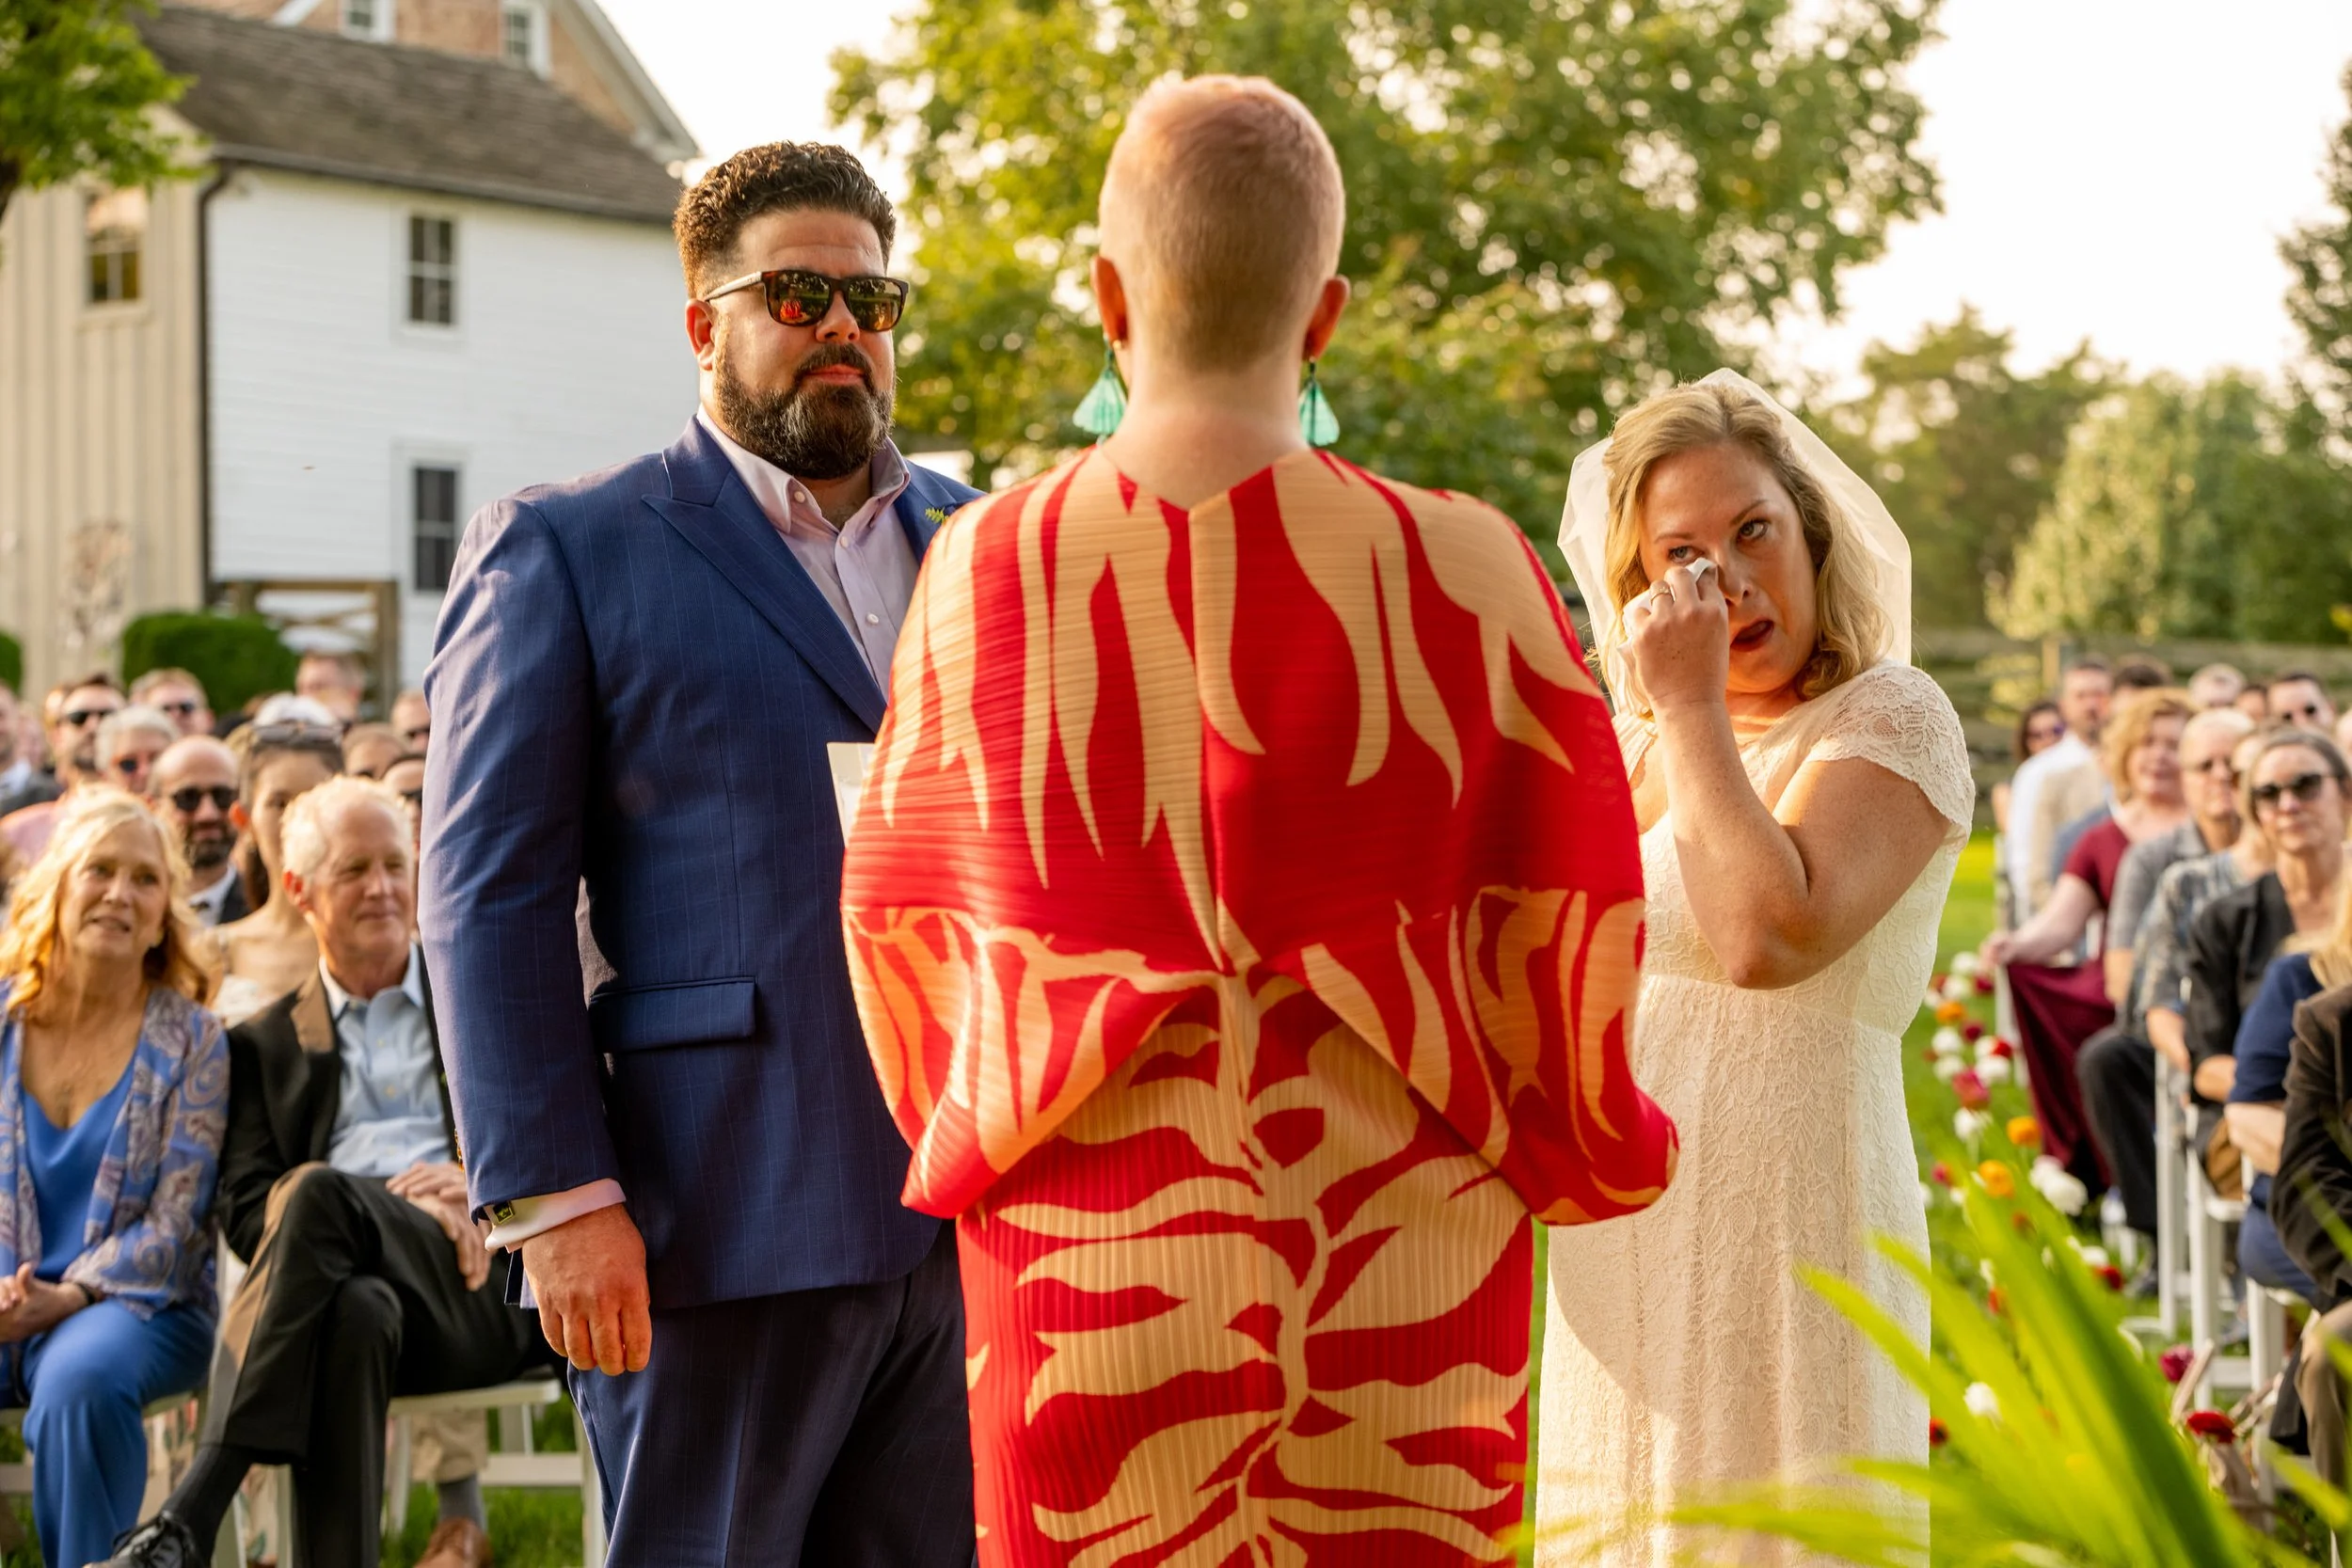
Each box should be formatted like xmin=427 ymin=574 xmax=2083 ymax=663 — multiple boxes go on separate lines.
xmin=924 ymin=506 xmax=948 ymax=527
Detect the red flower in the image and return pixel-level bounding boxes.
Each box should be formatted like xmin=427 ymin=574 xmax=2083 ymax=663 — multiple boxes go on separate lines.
xmin=2096 ymin=1264 xmax=2124 ymax=1291
xmin=1953 ymin=1069 xmax=1990 ymax=1110
xmin=1975 ymin=974 xmax=1994 ymax=994
xmin=1928 ymin=1418 xmax=1947 ymax=1449
xmin=1963 ymin=1020 xmax=1986 ymax=1042
xmin=1987 ymin=1287 xmax=2007 ymax=1316
xmin=1988 ymin=1038 xmax=2016 ymax=1060
xmin=1931 ymin=1162 xmax=1954 ymax=1187
xmin=2185 ymin=1409 xmax=2236 ymax=1443
xmin=2160 ymin=1346 xmax=2194 ymax=1385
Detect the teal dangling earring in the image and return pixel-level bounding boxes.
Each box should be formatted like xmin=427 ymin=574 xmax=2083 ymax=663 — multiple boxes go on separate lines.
xmin=1297 ymin=357 xmax=1341 ymax=447
xmin=1073 ymin=340 xmax=1128 ymax=439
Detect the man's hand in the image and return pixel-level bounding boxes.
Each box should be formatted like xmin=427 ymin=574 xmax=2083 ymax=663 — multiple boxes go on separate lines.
xmin=519 ymin=1204 xmax=651 ymax=1376
xmin=388 ymin=1160 xmax=469 ymax=1208
xmin=399 ymin=1186 xmax=491 ymax=1292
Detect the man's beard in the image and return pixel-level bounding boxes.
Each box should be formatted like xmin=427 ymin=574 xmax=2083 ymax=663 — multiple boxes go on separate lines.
xmin=714 ymin=336 xmax=895 ymax=482
xmin=183 ymin=825 xmax=232 ymax=875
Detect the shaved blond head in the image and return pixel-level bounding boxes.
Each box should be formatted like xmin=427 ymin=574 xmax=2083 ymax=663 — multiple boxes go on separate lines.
xmin=1099 ymin=75 xmax=1345 ymax=372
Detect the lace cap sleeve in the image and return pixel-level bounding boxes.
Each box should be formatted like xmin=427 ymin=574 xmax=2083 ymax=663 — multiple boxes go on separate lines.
xmin=1809 ymin=664 xmax=1976 ymax=835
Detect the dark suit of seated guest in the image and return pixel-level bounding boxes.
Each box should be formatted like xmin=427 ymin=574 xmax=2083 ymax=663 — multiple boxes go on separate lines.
xmin=109 ymin=777 xmax=552 ymax=1568
xmin=2275 ymin=968 xmax=2352 ymax=1488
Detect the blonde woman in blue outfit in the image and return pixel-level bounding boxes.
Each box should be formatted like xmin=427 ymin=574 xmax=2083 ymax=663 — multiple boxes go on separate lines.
xmin=0 ymin=789 xmax=227 ymax=1567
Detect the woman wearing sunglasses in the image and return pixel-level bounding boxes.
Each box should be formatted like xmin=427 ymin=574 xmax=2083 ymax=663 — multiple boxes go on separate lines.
xmin=2182 ymin=732 xmax=2348 ymax=1198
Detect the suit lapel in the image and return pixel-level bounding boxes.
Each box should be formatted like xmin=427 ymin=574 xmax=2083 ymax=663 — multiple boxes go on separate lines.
xmin=895 ymin=471 xmax=956 ymax=563
xmin=650 ymin=422 xmax=888 ymax=732
xmin=287 ymin=975 xmax=342 ymax=1165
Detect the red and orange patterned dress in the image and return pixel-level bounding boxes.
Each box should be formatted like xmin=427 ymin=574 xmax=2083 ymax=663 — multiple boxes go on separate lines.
xmin=841 ymin=447 xmax=1677 ymax=1567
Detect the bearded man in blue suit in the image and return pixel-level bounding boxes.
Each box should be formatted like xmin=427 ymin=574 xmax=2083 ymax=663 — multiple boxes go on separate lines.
xmin=419 ymin=144 xmax=978 ymax=1564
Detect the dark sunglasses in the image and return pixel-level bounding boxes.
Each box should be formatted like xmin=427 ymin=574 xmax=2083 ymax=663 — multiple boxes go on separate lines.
xmin=703 ymin=268 xmax=911 ymax=332
xmin=62 ymin=707 xmax=117 ymax=727
xmin=155 ymin=700 xmax=200 ymax=720
xmin=2252 ymin=771 xmax=2336 ymax=810
xmin=248 ymin=721 xmax=343 ymax=747
xmin=168 ymin=785 xmax=238 ymax=814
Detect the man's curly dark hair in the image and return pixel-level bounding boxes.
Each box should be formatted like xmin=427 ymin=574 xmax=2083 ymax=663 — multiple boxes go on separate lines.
xmin=673 ymin=142 xmax=898 ymax=296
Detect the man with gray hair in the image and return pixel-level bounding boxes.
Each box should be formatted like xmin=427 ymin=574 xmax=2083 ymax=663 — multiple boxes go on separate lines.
xmin=94 ymin=705 xmax=178 ymax=799
xmin=109 ymin=777 xmax=549 ymax=1568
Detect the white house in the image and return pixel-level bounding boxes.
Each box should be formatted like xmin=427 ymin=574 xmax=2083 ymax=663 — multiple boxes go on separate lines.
xmin=0 ymin=0 xmax=698 ymax=698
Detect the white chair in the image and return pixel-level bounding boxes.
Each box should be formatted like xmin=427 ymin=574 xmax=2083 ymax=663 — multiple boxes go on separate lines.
xmin=385 ymin=1380 xmax=604 ymax=1565
xmin=2188 ymin=1143 xmax=2255 ymax=1402
xmin=2153 ymin=1057 xmax=2190 ymax=1338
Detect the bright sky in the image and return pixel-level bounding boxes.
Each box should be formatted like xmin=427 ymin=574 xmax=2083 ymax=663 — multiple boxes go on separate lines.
xmin=596 ymin=0 xmax=2352 ymax=387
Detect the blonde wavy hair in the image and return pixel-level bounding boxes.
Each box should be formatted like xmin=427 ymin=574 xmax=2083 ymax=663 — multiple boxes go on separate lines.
xmin=2099 ymin=688 xmax=2197 ymax=804
xmin=1600 ymin=380 xmax=1891 ymax=706
xmin=0 ymin=788 xmax=215 ymax=1018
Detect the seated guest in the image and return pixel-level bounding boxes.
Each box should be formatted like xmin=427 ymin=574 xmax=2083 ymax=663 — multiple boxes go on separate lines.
xmin=2275 ymin=969 xmax=2352 ymax=1484
xmin=2190 ymin=662 xmax=2248 ymax=712
xmin=0 ymin=790 xmax=227 ymax=1567
xmin=152 ymin=737 xmax=251 ymax=927
xmin=0 ymin=684 xmax=53 ymax=817
xmin=294 ymin=651 xmax=365 ymax=726
xmin=2185 ymin=732 xmax=2348 ymax=1186
xmin=2226 ymin=882 xmax=2352 ymax=1304
xmin=2076 ymin=705 xmax=2251 ymax=1243
xmin=208 ymin=723 xmax=342 ymax=1023
xmin=2338 ymin=705 xmax=2352 ymax=761
xmin=380 ymin=753 xmax=424 ymax=849
xmin=130 ymin=669 xmax=216 ymax=739
xmin=2042 ymin=658 xmax=2179 ymax=886
xmin=2268 ymin=670 xmax=2340 ymax=736
xmin=2007 ymin=657 xmax=2111 ymax=918
xmin=1992 ymin=698 xmax=2064 ymax=840
xmin=2 ymin=673 xmax=124 ymax=863
xmin=341 ymin=723 xmax=405 ymax=782
xmin=389 ymin=689 xmax=429 ymax=755
xmin=110 ymin=777 xmax=548 ymax=1568
xmin=96 ymin=705 xmax=180 ymax=800
xmin=2238 ymin=683 xmax=2275 ymax=722
xmin=1990 ymin=688 xmax=2195 ymax=1189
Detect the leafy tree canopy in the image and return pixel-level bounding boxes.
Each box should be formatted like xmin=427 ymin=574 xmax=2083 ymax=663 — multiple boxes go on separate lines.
xmin=1994 ymin=374 xmax=2352 ymax=644
xmin=0 ymin=0 xmax=185 ymax=229
xmin=833 ymin=0 xmax=1941 ymax=555
xmin=2284 ymin=62 xmax=2352 ymax=448
xmin=1818 ymin=308 xmax=2106 ymax=629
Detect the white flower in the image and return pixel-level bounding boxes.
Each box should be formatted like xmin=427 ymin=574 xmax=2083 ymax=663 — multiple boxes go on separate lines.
xmin=1964 ymin=1382 xmax=2000 ymax=1420
xmin=1933 ymin=1054 xmax=1966 ymax=1083
xmin=1942 ymin=974 xmax=1975 ymax=1003
xmin=2074 ymin=1243 xmax=2110 ymax=1269
xmin=2030 ymin=1155 xmax=2090 ymax=1216
xmin=1932 ymin=1026 xmax=1966 ymax=1057
xmin=1919 ymin=1181 xmax=1936 ymax=1211
xmin=1955 ymin=1108 xmax=1989 ymax=1142
xmin=1979 ymin=1260 xmax=1997 ymax=1287
xmin=1949 ymin=952 xmax=1982 ymax=979
xmin=1924 ymin=991 xmax=1946 ymax=1015
xmin=1974 ymin=1054 xmax=2012 ymax=1085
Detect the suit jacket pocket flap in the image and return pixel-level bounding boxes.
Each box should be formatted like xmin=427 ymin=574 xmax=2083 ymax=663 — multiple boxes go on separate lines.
xmin=590 ymin=978 xmax=756 ymax=1053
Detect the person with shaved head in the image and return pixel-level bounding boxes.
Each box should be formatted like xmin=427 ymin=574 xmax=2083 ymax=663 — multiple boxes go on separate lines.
xmin=843 ymin=75 xmax=1673 ymax=1566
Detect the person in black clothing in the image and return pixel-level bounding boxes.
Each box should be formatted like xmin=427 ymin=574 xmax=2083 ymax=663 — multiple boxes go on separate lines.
xmin=2279 ymin=981 xmax=2352 ymax=1488
xmin=106 ymin=777 xmax=550 ymax=1568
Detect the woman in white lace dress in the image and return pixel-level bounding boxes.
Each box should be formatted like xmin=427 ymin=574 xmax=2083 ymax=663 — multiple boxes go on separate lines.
xmin=1538 ymin=372 xmax=1972 ymax=1566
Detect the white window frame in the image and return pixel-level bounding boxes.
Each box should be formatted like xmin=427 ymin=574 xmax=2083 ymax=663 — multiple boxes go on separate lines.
xmin=403 ymin=211 xmax=458 ymax=331
xmin=500 ymin=0 xmax=550 ymax=75
xmin=340 ymin=0 xmax=393 ymax=41
xmin=407 ymin=459 xmax=464 ymax=594
xmin=83 ymin=187 xmax=149 ymax=310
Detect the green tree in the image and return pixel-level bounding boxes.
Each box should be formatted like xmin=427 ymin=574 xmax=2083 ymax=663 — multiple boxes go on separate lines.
xmin=833 ymin=0 xmax=1941 ymax=549
xmin=1818 ymin=308 xmax=2105 ymax=628
xmin=1995 ymin=374 xmax=2352 ymax=643
xmin=0 ymin=0 xmax=185 ymax=230
xmin=2284 ymin=63 xmax=2352 ymax=443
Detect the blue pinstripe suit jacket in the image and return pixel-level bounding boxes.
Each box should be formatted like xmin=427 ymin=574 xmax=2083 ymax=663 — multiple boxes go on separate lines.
xmin=419 ymin=417 xmax=979 ymax=1308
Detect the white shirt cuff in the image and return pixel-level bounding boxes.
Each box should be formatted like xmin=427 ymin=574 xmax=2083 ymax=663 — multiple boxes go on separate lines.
xmin=482 ymin=1180 xmax=627 ymax=1251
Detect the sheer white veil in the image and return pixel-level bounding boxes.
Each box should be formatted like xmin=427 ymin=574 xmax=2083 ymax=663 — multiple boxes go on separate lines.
xmin=1558 ymin=368 xmax=1913 ymax=711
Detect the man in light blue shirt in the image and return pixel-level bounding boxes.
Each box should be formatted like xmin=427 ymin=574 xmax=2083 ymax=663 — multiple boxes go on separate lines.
xmin=322 ymin=947 xmax=451 ymax=1179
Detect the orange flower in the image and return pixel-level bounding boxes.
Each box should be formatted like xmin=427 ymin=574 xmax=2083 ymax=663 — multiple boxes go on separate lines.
xmin=1977 ymin=1162 xmax=2015 ymax=1198
xmin=2007 ymin=1117 xmax=2042 ymax=1148
xmin=1935 ymin=1001 xmax=1969 ymax=1025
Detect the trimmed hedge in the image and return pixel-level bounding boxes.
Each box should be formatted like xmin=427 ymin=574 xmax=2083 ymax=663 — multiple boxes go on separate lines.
xmin=0 ymin=630 xmax=18 ymax=695
xmin=120 ymin=612 xmax=297 ymax=715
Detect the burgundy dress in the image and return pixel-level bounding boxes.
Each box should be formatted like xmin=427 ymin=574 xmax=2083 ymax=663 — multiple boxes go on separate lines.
xmin=2009 ymin=816 xmax=2132 ymax=1182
